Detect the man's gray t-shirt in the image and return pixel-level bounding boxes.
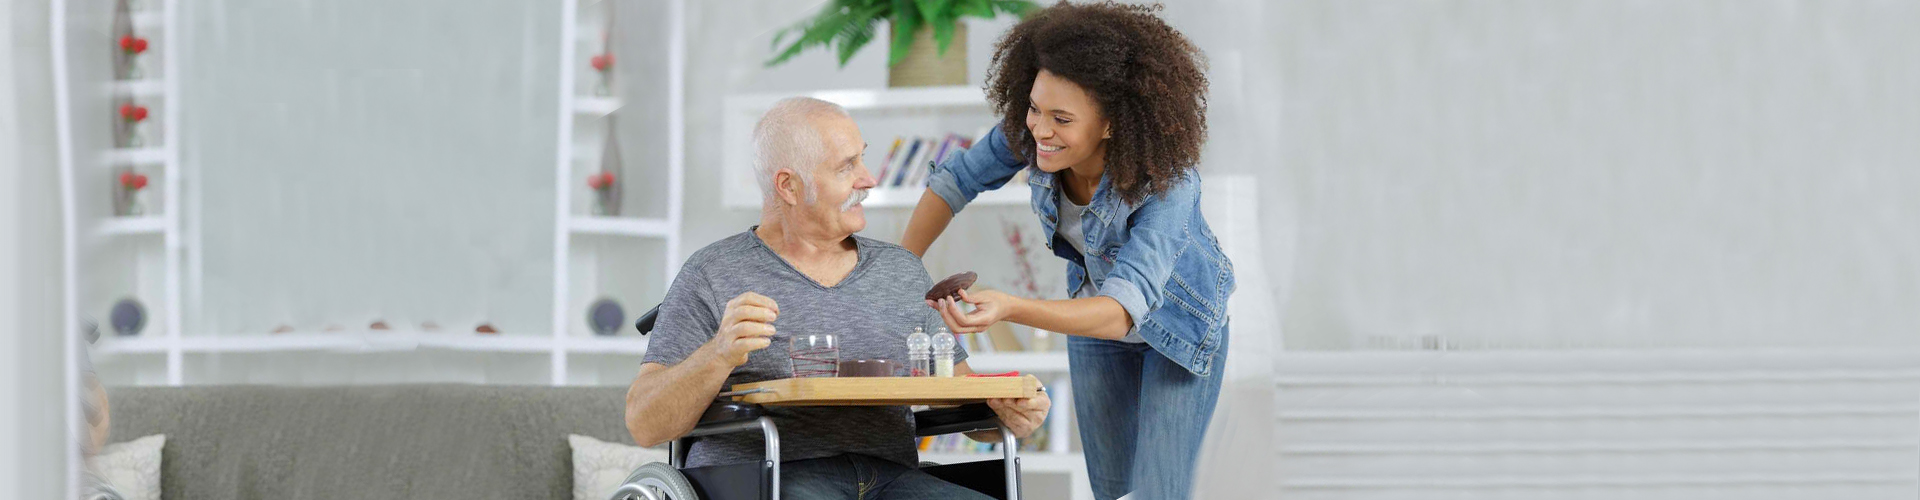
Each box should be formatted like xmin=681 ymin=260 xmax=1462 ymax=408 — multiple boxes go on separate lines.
xmin=641 ymin=228 xmax=966 ymax=468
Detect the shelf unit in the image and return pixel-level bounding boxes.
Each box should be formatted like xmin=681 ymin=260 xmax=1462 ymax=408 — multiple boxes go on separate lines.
xmin=58 ymin=0 xmax=187 ymax=384
xmin=546 ymin=0 xmax=686 ymax=384
xmin=568 ymin=216 xmax=675 ymax=237
xmin=104 ymin=145 xmax=169 ymax=165
xmin=572 ymin=96 xmax=622 ymax=116
xmin=862 ymin=182 xmax=1030 ymax=209
xmin=95 ymin=215 xmax=167 ymax=237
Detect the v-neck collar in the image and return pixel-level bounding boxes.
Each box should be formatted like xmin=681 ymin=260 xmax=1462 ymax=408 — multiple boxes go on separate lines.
xmin=746 ymin=226 xmax=870 ymax=290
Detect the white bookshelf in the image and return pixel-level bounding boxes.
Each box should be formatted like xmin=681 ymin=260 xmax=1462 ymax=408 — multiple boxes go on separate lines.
xmin=563 ymin=335 xmax=652 ymax=354
xmin=546 ymin=0 xmax=686 ymax=384
xmin=96 ymin=215 xmax=167 ymax=236
xmin=861 ymin=183 xmax=1030 ymax=209
xmin=109 ymin=79 xmax=165 ymax=97
xmin=572 ymin=96 xmax=622 ymax=116
xmin=104 ymin=146 xmax=169 ymax=165
xmin=964 ymin=351 xmax=1070 ymax=373
xmin=569 ymin=216 xmax=674 ymax=237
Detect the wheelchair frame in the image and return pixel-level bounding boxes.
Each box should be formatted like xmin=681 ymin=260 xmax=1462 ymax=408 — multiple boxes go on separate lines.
xmin=615 ymin=305 xmax=1025 ymax=500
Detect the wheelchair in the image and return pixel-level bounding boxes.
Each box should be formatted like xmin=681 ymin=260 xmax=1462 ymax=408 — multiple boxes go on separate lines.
xmin=609 ymin=306 xmax=1025 ymax=500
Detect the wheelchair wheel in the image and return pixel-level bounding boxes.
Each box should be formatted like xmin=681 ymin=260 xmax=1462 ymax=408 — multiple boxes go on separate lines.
xmin=610 ymin=462 xmax=700 ymax=500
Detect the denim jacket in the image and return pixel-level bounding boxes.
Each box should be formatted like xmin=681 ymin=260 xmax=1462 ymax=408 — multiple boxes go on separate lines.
xmin=927 ymin=126 xmax=1235 ymax=376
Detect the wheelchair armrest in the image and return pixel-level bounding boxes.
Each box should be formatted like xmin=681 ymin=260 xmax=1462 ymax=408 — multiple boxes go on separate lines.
xmin=913 ymin=403 xmax=1001 ymax=437
xmin=634 ymin=304 xmax=660 ymax=335
xmin=694 ymin=400 xmax=764 ymax=428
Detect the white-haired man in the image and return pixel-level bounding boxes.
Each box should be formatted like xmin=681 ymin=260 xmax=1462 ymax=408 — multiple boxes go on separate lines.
xmin=623 ymin=97 xmax=1050 ymax=499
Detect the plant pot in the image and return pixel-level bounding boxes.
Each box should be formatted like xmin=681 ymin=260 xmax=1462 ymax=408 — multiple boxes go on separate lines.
xmin=888 ymin=23 xmax=967 ymax=88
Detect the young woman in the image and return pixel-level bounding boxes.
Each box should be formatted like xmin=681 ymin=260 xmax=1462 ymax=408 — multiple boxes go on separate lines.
xmin=902 ymin=3 xmax=1233 ymax=499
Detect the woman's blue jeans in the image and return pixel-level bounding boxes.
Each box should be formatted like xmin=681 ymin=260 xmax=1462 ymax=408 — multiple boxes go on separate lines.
xmin=1068 ymin=328 xmax=1228 ymax=500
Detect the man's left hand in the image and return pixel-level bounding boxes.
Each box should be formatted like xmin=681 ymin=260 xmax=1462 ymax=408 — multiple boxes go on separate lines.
xmin=986 ymin=388 xmax=1051 ymax=439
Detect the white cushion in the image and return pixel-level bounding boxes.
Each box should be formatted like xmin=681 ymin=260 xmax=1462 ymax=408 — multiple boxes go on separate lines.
xmin=570 ymin=434 xmax=670 ymax=500
xmin=87 ymin=434 xmax=165 ymax=500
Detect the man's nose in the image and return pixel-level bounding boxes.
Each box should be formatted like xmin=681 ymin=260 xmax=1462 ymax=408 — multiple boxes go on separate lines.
xmin=854 ymin=166 xmax=878 ymax=189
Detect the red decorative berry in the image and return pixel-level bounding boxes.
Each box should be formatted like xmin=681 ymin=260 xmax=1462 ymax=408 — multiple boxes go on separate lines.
xmin=120 ymin=171 xmax=136 ymax=187
xmin=587 ymin=175 xmax=604 ymax=189
xmin=120 ymin=35 xmax=148 ymax=54
xmin=133 ymin=174 xmax=149 ymax=190
xmin=119 ymin=103 xmax=148 ymax=122
xmin=600 ymin=172 xmax=616 ymax=186
xmin=591 ymin=54 xmax=611 ymax=71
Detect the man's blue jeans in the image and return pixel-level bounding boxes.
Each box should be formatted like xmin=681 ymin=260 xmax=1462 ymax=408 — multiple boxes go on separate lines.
xmin=780 ymin=453 xmax=994 ymax=499
xmin=1069 ymin=329 xmax=1229 ymax=500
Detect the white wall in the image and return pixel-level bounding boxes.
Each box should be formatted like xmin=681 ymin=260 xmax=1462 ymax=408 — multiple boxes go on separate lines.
xmin=1278 ymin=0 xmax=1920 ymax=350
xmin=184 ymin=0 xmax=560 ymax=336
xmin=4 ymin=0 xmax=72 ymax=496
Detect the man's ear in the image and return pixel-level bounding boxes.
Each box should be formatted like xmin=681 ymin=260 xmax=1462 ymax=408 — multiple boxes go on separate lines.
xmin=774 ymin=168 xmax=803 ymax=206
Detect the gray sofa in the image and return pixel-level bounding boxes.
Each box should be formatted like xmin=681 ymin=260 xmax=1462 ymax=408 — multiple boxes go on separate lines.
xmin=107 ymin=384 xmax=633 ymax=499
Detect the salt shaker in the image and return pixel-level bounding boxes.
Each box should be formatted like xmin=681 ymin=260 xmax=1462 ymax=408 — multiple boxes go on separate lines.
xmin=931 ymin=327 xmax=956 ymax=377
xmin=906 ymin=326 xmax=931 ymax=377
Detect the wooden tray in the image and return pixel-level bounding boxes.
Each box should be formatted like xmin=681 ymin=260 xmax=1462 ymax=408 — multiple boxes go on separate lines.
xmin=727 ymin=375 xmax=1043 ymax=406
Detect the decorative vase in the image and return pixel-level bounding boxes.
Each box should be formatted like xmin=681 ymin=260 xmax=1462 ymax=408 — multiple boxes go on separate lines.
xmin=113 ymin=169 xmax=148 ymax=216
xmin=127 ymin=120 xmax=147 ymax=148
xmin=592 ymin=187 xmax=619 ymax=216
xmin=590 ymin=53 xmax=614 ymax=97
xmin=587 ymin=170 xmax=620 ymax=216
xmin=887 ymin=23 xmax=967 ymax=88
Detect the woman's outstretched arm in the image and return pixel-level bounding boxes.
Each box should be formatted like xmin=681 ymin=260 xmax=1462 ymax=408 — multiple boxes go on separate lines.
xmin=901 ymin=191 xmax=954 ymax=257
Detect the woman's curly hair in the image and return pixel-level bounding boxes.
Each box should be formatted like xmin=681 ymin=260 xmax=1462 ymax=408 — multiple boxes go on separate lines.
xmin=985 ymin=1 xmax=1208 ymax=205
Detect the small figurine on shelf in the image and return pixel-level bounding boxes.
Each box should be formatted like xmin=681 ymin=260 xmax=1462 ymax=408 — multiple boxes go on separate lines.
xmin=118 ymin=102 xmax=149 ymax=148
xmin=587 ymin=298 xmax=625 ymax=337
xmin=109 ymin=298 xmax=147 ymax=337
xmin=113 ymin=168 xmax=149 ymax=216
xmin=590 ymin=53 xmax=613 ymax=97
xmin=118 ymin=34 xmax=149 ymax=79
xmin=586 ymin=170 xmax=620 ymax=216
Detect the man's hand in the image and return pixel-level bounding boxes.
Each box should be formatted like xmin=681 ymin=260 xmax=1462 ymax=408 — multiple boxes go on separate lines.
xmin=710 ymin=292 xmax=779 ymax=367
xmin=928 ymin=288 xmax=1019 ymax=334
xmin=987 ymin=388 xmax=1051 ymax=439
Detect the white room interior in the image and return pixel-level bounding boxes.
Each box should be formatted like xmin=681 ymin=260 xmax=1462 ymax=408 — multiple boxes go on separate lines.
xmin=5 ymin=0 xmax=1919 ymax=499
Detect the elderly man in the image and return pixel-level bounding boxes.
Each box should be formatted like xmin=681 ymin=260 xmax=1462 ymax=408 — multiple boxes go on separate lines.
xmin=624 ymin=97 xmax=1050 ymax=499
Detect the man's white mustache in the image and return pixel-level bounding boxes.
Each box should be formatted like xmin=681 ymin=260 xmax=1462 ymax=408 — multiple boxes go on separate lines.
xmin=841 ymin=189 xmax=869 ymax=212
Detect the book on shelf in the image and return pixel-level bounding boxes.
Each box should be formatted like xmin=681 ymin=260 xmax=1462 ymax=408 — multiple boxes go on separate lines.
xmin=875 ymin=133 xmax=976 ymax=190
xmin=875 ymin=137 xmax=904 ymax=184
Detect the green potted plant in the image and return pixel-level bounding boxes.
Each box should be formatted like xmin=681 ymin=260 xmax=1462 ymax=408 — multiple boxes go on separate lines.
xmin=767 ymin=0 xmax=1038 ymax=88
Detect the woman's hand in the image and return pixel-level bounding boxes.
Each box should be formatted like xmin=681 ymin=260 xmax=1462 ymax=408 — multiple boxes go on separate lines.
xmin=987 ymin=389 xmax=1052 ymax=439
xmin=928 ymin=289 xmax=1020 ymax=334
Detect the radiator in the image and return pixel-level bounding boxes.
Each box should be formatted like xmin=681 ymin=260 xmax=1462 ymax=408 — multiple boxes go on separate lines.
xmin=1274 ymin=348 xmax=1920 ymax=500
